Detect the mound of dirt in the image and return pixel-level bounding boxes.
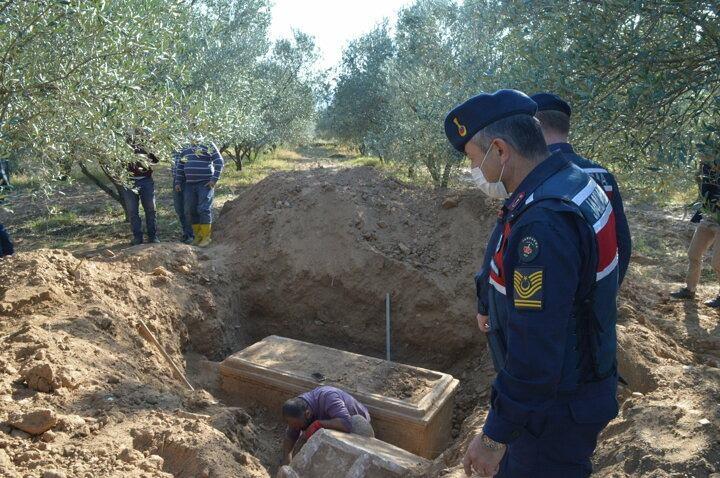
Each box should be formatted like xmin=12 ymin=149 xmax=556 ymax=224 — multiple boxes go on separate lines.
xmin=0 ymin=247 xmax=271 ymax=477
xmin=214 ymin=166 xmax=498 ymax=370
xmin=213 ymin=166 xmax=501 ymax=438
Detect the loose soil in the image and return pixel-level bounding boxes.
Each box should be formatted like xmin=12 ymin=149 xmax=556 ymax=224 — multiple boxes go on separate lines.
xmin=0 ymin=159 xmax=718 ymax=477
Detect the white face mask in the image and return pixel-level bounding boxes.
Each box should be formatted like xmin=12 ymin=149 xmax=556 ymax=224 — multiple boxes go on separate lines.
xmin=471 ymin=144 xmax=509 ymax=199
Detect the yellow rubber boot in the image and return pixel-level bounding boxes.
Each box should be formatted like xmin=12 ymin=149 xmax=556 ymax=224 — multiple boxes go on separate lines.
xmin=197 ymin=224 xmax=212 ymax=247
xmin=191 ymin=224 xmax=201 ymax=245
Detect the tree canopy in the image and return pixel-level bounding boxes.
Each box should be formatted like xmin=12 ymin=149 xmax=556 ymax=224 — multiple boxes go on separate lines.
xmin=320 ymin=0 xmax=720 ymax=189
xmin=1 ymin=0 xmax=319 ymax=205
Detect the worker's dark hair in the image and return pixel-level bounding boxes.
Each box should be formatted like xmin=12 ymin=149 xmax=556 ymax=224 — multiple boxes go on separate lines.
xmin=471 ymin=114 xmax=549 ymax=162
xmin=536 ymin=110 xmax=571 ymax=136
xmin=282 ymin=398 xmax=309 ymax=419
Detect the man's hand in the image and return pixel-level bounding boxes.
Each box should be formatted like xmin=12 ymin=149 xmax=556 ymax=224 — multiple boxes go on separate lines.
xmin=463 ymin=433 xmax=506 ymax=477
xmin=205 ymin=180 xmax=216 ymax=189
xmin=477 ymin=313 xmax=490 ymax=333
xmin=174 ymin=185 xmax=181 ymax=192
xmin=304 ymin=420 xmax=324 ymax=439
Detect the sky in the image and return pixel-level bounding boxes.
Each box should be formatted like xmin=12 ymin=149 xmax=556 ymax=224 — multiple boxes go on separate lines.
xmin=269 ymin=0 xmax=414 ymax=71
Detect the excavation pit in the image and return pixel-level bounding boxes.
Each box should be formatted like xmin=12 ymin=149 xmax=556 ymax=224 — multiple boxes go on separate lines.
xmin=219 ymin=335 xmax=459 ymax=458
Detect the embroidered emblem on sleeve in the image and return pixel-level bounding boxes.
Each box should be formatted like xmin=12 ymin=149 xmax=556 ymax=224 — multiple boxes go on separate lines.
xmin=518 ymin=236 xmax=539 ymax=263
xmin=513 ymin=267 xmax=544 ymax=310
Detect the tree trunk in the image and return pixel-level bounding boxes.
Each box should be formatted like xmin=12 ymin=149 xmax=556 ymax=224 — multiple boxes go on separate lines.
xmin=100 ymin=165 xmax=130 ymax=222
xmin=114 ymin=184 xmax=130 ymax=221
xmin=424 ymin=158 xmax=441 ymax=186
xmin=239 ymin=146 xmax=252 ymax=167
xmin=440 ymin=160 xmax=453 ymax=188
xmin=234 ymin=154 xmax=242 ymax=171
xmin=234 ymin=144 xmax=243 ymax=171
xmin=78 ymin=162 xmax=129 ymax=221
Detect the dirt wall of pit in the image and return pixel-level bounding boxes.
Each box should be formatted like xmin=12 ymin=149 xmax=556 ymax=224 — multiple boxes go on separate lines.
xmin=213 ymin=167 xmax=498 ymax=370
xmin=0 ymin=247 xmax=271 ymax=477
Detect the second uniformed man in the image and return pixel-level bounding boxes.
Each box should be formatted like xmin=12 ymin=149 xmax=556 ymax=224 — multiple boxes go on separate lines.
xmin=445 ymin=90 xmax=620 ymax=477
xmin=531 ymin=92 xmax=632 ymax=285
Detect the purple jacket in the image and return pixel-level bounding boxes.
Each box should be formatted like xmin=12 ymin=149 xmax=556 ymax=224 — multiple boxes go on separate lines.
xmin=286 ymin=386 xmax=370 ymax=441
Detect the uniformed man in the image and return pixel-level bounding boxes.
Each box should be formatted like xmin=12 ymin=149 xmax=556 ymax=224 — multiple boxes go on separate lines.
xmin=444 ymin=90 xmax=620 ymax=477
xmin=531 ymin=92 xmax=632 ymax=285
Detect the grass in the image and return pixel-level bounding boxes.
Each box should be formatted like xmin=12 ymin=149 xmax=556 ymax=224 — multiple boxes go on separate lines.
xmin=616 ymin=167 xmax=696 ymax=208
xmin=27 ymin=211 xmax=79 ymax=234
xmin=347 ymin=156 xmax=383 ymax=168
xmin=6 ymin=173 xmax=43 ymax=190
xmin=345 ymin=155 xmax=471 ymax=190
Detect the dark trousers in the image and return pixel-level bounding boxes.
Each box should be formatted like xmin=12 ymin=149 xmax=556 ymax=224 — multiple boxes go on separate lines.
xmin=123 ymin=176 xmax=157 ymax=241
xmin=497 ymin=386 xmax=616 ymax=478
xmin=183 ymin=182 xmax=214 ymax=225
xmin=0 ymin=223 xmax=14 ymax=256
xmin=173 ymin=186 xmax=194 ymax=240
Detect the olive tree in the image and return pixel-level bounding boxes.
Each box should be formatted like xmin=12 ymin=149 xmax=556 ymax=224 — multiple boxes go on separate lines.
xmin=320 ymin=22 xmax=395 ymax=158
xmin=0 ymin=0 xmax=191 ymax=214
xmin=223 ymin=31 xmax=320 ymax=170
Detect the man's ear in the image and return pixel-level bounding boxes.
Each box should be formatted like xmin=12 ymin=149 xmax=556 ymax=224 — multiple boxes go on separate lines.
xmin=494 ymin=138 xmax=513 ymax=165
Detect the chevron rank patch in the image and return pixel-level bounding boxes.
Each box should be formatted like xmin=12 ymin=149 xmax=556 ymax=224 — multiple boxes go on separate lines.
xmin=513 ymin=267 xmax=544 ymax=310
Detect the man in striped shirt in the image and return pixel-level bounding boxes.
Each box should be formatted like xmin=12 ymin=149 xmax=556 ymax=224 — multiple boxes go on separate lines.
xmin=173 ymin=142 xmax=224 ymax=247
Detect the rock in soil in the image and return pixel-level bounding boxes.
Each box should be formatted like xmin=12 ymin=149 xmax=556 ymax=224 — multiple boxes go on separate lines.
xmin=8 ymin=409 xmax=58 ymax=435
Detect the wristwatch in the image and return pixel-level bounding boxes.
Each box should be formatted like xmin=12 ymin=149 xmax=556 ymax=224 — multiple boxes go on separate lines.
xmin=481 ymin=433 xmax=505 ymax=451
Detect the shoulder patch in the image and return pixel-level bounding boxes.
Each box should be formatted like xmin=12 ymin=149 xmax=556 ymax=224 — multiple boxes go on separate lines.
xmin=518 ymin=236 xmax=540 ymax=263
xmin=513 ymin=267 xmax=544 ymax=310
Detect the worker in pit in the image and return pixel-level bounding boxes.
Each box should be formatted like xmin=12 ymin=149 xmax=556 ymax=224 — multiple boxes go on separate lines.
xmin=280 ymin=385 xmax=374 ymax=465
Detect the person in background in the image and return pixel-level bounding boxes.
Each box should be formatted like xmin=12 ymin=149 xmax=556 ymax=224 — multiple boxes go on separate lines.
xmin=171 ymin=151 xmax=194 ymax=244
xmin=174 ymin=141 xmax=224 ymax=247
xmin=0 ymin=223 xmax=14 ymax=257
xmin=671 ymin=147 xmax=720 ymax=307
xmin=531 ymin=92 xmax=632 ymax=286
xmin=0 ymin=159 xmax=11 ymax=187
xmin=123 ymin=130 xmax=160 ymax=245
xmin=280 ymin=386 xmax=374 ymax=465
